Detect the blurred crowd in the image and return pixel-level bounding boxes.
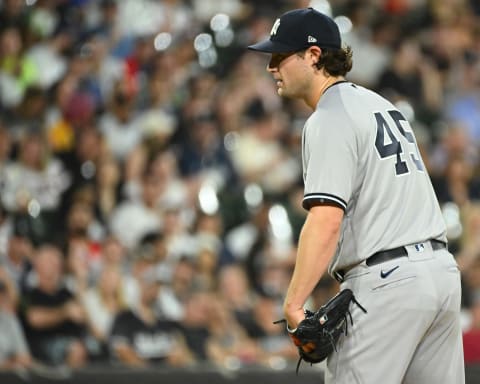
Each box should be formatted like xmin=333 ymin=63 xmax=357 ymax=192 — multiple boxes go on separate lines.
xmin=0 ymin=0 xmax=480 ymax=372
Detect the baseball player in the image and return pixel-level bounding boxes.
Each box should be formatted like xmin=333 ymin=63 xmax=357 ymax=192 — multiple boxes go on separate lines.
xmin=248 ymin=8 xmax=465 ymax=384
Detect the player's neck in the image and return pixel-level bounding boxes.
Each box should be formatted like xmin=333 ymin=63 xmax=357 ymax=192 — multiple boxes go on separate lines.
xmin=306 ymin=75 xmax=345 ymax=109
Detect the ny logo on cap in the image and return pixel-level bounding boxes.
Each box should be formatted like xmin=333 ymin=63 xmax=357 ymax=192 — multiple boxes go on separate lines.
xmin=270 ymin=18 xmax=280 ymax=36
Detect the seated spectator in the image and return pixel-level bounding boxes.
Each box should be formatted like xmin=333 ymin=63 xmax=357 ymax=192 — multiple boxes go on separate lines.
xmin=244 ymin=294 xmax=297 ymax=364
xmin=178 ymin=290 xmax=258 ymax=366
xmin=178 ymin=291 xmax=212 ymax=362
xmin=82 ymin=265 xmax=126 ymax=359
xmin=375 ymin=36 xmax=442 ymax=121
xmin=0 ymin=274 xmax=32 ymax=371
xmin=109 ymin=267 xmax=193 ymax=367
xmin=156 ymin=256 xmax=195 ymax=321
xmin=98 ymin=81 xmax=142 ymax=162
xmin=94 ymin=155 xmax=123 ymax=226
xmin=109 ymin=171 xmax=162 ymax=251
xmin=1 ymin=131 xmax=71 ymax=244
xmin=100 ymin=235 xmax=128 ymax=270
xmin=21 ymin=245 xmax=88 ymax=368
xmin=1 ymin=219 xmax=33 ymax=291
xmin=0 ymin=25 xmax=39 ymax=108
xmin=99 ymin=235 xmax=139 ymax=309
xmin=121 ymin=239 xmax=164 ymax=309
xmin=138 ymin=231 xmax=171 ymax=282
xmin=431 ymin=154 xmax=480 ymax=208
xmin=217 ymin=264 xmax=257 ymax=334
xmin=206 ymin=297 xmax=260 ymax=368
xmin=177 ymin=112 xmax=238 ymax=189
xmin=229 ymin=101 xmax=300 ymax=195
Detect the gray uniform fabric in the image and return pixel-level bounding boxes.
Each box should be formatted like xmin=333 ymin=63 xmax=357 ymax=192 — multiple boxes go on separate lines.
xmin=327 ymin=244 xmax=464 ymax=384
xmin=301 ymin=82 xmax=446 ymax=274
xmin=301 ymin=81 xmax=464 ymax=383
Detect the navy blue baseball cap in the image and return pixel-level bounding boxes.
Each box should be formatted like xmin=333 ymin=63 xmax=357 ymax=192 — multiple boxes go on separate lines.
xmin=248 ymin=8 xmax=341 ymax=53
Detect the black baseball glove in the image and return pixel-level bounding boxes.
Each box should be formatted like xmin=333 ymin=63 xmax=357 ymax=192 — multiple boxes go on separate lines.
xmin=276 ymin=289 xmax=367 ymax=373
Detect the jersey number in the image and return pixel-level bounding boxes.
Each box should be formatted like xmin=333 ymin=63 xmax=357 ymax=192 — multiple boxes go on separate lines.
xmin=374 ymin=110 xmax=423 ymax=175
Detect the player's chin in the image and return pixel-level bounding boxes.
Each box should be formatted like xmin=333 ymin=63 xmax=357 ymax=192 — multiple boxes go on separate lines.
xmin=277 ymin=87 xmax=290 ymax=97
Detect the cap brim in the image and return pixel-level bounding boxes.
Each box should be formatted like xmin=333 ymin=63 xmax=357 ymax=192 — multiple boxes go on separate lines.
xmin=247 ymin=39 xmax=300 ymax=53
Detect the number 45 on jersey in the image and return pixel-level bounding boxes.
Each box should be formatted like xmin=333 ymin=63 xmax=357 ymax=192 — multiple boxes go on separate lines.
xmin=374 ymin=110 xmax=424 ymax=176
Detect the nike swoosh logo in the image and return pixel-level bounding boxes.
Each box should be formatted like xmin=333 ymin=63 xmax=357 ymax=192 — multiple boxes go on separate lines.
xmin=380 ymin=265 xmax=400 ymax=279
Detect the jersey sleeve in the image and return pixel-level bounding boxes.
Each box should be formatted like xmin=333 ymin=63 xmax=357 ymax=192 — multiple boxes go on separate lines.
xmin=302 ymin=111 xmax=358 ymax=211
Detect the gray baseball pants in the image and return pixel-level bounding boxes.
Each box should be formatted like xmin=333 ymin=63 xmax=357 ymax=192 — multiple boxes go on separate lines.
xmin=326 ymin=241 xmax=465 ymax=384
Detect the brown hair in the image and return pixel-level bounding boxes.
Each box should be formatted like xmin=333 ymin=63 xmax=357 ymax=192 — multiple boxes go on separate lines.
xmin=298 ymin=46 xmax=353 ymax=76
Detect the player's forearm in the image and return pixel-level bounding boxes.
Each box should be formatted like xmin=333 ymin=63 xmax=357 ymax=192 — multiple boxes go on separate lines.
xmin=283 ymin=205 xmax=343 ymax=327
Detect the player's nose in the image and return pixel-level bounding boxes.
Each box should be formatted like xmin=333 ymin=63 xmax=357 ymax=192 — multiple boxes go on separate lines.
xmin=266 ymin=60 xmax=277 ymax=73
xmin=266 ymin=55 xmax=277 ymax=72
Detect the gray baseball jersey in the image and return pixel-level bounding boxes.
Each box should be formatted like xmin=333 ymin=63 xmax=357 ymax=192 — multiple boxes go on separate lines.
xmin=301 ymin=81 xmax=447 ymax=275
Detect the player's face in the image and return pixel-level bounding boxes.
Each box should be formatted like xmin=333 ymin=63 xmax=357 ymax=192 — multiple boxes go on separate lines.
xmin=267 ymin=50 xmax=312 ymax=99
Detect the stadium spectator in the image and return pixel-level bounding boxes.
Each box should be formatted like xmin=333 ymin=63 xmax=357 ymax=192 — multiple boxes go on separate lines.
xmin=81 ymin=265 xmax=126 ymax=360
xmin=109 ymin=170 xmax=163 ymax=251
xmin=1 ymin=131 xmax=71 ymax=244
xmin=99 ymin=81 xmax=142 ymax=162
xmin=206 ymin=296 xmax=260 ymax=367
xmin=0 ymin=269 xmax=32 ymax=371
xmin=0 ymin=25 xmax=38 ymax=108
xmin=109 ymin=266 xmax=193 ymax=367
xmin=21 ymin=245 xmax=88 ymax=368
xmin=155 ymin=256 xmax=195 ymax=321
xmin=245 ymin=293 xmax=297 ymax=363
xmin=94 ymin=155 xmax=123 ymax=226
xmin=216 ymin=264 xmax=258 ymax=337
xmin=1 ymin=221 xmax=33 ymax=291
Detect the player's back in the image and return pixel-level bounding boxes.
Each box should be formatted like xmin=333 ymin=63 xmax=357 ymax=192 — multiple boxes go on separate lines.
xmin=309 ymin=82 xmax=446 ymax=270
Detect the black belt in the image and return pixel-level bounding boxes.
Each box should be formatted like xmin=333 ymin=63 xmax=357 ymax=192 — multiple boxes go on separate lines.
xmin=335 ymin=239 xmax=447 ymax=282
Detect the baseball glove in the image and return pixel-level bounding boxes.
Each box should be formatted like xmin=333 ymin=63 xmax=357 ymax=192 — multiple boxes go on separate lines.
xmin=275 ymin=289 xmax=367 ymax=373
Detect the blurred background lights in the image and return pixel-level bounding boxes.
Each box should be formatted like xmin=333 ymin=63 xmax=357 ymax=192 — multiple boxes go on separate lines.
xmin=215 ymin=29 xmax=235 ymax=47
xmin=25 ymin=0 xmax=37 ymax=5
xmin=268 ymin=204 xmax=292 ymax=240
xmin=194 ymin=33 xmax=213 ymax=52
xmin=210 ymin=13 xmax=230 ymax=31
xmin=309 ymin=0 xmax=332 ymax=17
xmin=154 ymin=32 xmax=172 ymax=51
xmin=198 ymin=183 xmax=219 ymax=215
xmin=244 ymin=183 xmax=263 ymax=209
xmin=198 ymin=48 xmax=218 ymax=68
xmin=28 ymin=199 xmax=41 ymax=218
xmin=334 ymin=15 xmax=353 ymax=35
